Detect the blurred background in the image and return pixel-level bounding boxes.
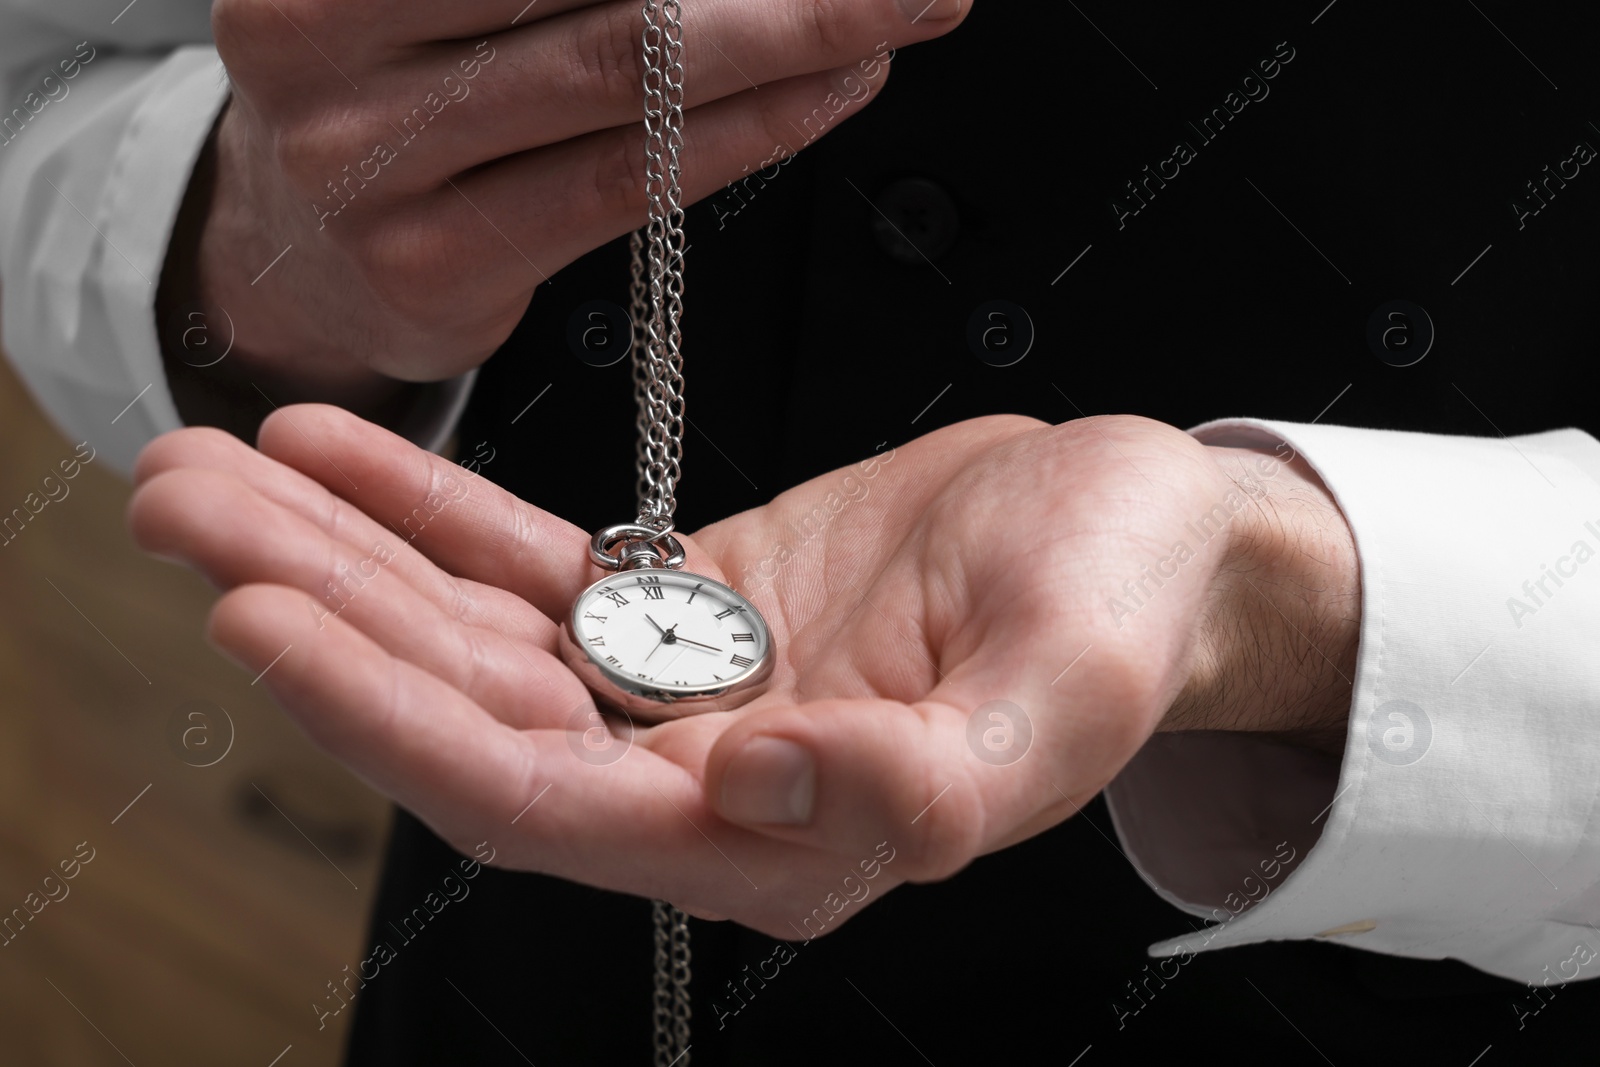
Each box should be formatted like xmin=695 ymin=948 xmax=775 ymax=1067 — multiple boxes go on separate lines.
xmin=0 ymin=353 xmax=389 ymax=1065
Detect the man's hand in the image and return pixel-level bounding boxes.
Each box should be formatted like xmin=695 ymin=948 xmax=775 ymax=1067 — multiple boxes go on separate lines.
xmin=159 ymin=0 xmax=970 ymax=422
xmin=126 ymin=408 xmax=1358 ymax=937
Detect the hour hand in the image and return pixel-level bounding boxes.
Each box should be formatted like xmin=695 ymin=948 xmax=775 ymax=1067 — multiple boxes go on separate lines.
xmin=674 ymin=636 xmax=722 ymax=653
xmin=645 ymin=614 xmax=667 ymax=635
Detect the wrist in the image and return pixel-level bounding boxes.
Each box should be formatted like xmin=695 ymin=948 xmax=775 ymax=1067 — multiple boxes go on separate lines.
xmin=1162 ymin=443 xmax=1361 ymax=753
xmin=157 ymin=101 xmax=411 ymax=437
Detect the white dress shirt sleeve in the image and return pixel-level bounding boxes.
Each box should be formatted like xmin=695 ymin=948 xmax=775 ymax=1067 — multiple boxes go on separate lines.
xmin=0 ymin=2 xmax=475 ymax=478
xmin=1104 ymin=418 xmax=1600 ymax=986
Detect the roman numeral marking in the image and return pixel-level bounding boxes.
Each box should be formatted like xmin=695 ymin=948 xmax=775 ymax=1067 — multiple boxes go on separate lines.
xmin=584 ymin=612 xmax=608 ymax=623
xmin=643 ymin=585 xmax=665 ymax=600
xmin=604 ymin=655 xmax=621 ymax=665
xmin=730 ymin=654 xmax=754 ymax=668
xmin=687 ymin=583 xmax=703 ymax=604
xmin=602 ymin=590 xmax=629 ymax=608
xmin=732 ymin=633 xmax=754 ymax=643
xmin=587 ymin=635 xmax=605 ymax=646
xmin=714 ymin=607 xmax=745 ymax=620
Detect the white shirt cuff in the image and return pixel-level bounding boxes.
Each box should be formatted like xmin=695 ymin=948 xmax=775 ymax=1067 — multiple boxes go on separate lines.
xmin=1105 ymin=419 xmax=1600 ymax=985
xmin=2 ymin=46 xmax=228 ymax=477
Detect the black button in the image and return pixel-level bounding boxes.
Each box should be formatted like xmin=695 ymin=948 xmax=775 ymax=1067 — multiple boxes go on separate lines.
xmin=870 ymin=177 xmax=960 ymax=265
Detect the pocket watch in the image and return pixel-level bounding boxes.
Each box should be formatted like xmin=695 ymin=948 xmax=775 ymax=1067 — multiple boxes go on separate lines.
xmin=560 ymin=524 xmax=774 ymax=718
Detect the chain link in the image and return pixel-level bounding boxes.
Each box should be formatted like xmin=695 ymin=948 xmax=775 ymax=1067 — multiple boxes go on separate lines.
xmin=637 ymin=2 xmax=693 ymax=1064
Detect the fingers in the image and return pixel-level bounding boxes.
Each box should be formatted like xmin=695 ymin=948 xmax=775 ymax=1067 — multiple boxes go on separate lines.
xmin=208 ymin=583 xmax=547 ymax=846
xmin=201 ymin=0 xmax=972 ymax=386
xmin=362 ymin=65 xmax=886 ymax=359
xmin=208 ymin=583 xmax=814 ymax=921
xmin=387 ymin=0 xmax=609 ymax=41
xmin=484 ymin=67 xmax=881 ymax=269
xmin=223 ymin=0 xmax=969 ymax=62
xmin=210 ymin=0 xmax=600 ymax=84
xmin=131 ymin=426 xmax=545 ymax=647
xmin=400 ymin=0 xmax=940 ymax=173
xmin=134 ymin=427 xmax=440 ymax=595
xmin=132 ymin=465 xmax=581 ymax=728
xmin=254 ymin=405 xmax=595 ymax=620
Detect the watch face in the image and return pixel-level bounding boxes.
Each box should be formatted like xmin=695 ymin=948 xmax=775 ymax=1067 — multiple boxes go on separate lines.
xmin=566 ymin=570 xmax=773 ymax=705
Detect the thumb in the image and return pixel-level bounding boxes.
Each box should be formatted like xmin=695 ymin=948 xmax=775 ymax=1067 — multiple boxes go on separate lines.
xmin=707 ymin=627 xmax=1171 ymax=876
xmin=704 ymin=659 xmax=1137 ymax=884
xmin=706 ymin=697 xmax=981 ymax=884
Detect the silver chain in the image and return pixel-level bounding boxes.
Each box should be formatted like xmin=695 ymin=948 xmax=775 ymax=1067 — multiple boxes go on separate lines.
xmin=651 ymin=899 xmax=693 ymax=1065
xmin=634 ymin=2 xmax=693 ymax=1064
xmin=632 ymin=0 xmax=688 ymax=531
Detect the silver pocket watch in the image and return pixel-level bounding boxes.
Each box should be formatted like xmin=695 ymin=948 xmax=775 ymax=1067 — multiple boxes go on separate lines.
xmin=560 ymin=523 xmax=773 ymax=719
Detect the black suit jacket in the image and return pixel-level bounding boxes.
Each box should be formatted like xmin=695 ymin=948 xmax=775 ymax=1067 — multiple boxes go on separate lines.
xmin=347 ymin=3 xmax=1600 ymax=1062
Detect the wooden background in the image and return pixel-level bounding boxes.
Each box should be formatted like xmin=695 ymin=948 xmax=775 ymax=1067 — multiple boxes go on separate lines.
xmin=0 ymin=355 xmax=390 ymax=1066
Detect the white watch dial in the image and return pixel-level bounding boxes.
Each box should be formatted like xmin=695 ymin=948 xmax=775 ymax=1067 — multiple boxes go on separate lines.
xmin=571 ymin=571 xmax=770 ymax=694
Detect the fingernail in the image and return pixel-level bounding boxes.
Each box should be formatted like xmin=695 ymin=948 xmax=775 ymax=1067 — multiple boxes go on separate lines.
xmin=720 ymin=737 xmax=815 ymax=825
xmin=898 ymin=0 xmax=962 ymax=23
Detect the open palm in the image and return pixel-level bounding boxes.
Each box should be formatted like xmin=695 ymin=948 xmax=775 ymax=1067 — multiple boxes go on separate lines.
xmin=130 ymin=404 xmax=1240 ymax=936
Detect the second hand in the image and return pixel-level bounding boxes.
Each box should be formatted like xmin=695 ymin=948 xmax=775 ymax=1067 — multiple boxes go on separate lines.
xmin=651 ymin=646 xmax=690 ymax=683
